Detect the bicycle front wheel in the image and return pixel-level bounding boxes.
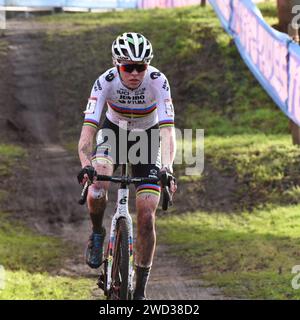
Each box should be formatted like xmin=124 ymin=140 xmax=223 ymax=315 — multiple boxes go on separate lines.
xmin=109 ymin=217 xmax=130 ymax=300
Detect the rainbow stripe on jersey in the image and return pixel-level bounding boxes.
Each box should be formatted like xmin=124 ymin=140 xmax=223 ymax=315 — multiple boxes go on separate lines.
xmin=83 ymin=119 xmax=99 ymax=129
xmin=159 ymin=120 xmax=175 ymax=128
xmin=108 ymin=102 xmax=157 ymax=118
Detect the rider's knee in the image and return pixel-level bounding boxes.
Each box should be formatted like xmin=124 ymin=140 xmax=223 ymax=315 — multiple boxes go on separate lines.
xmin=88 ymin=184 xmax=107 ymax=204
xmin=137 ymin=205 xmax=155 ymax=233
xmin=136 ymin=195 xmax=158 ymax=216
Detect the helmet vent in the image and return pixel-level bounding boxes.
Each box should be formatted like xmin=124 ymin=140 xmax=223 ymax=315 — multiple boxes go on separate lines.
xmin=121 ymin=47 xmax=129 ymax=57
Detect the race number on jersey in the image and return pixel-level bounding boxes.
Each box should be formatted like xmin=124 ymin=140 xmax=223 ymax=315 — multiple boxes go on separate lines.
xmin=84 ymin=97 xmax=97 ymax=114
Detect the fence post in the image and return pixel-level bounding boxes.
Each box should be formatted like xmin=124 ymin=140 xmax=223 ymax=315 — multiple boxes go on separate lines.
xmin=201 ymin=0 xmax=206 ymax=6
xmin=288 ymin=23 xmax=300 ymax=145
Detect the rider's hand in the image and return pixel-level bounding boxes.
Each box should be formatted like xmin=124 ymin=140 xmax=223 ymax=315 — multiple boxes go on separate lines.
xmin=160 ymin=166 xmax=177 ymax=194
xmin=77 ymin=165 xmax=97 ymax=185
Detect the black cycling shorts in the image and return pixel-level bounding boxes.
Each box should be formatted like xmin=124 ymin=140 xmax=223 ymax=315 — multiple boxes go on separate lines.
xmin=92 ymin=117 xmax=161 ymax=197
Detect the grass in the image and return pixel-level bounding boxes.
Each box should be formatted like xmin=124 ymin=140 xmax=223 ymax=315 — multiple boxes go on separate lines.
xmin=258 ymin=0 xmax=279 ymax=27
xmin=157 ymin=204 xmax=300 ymax=299
xmin=171 ymin=133 xmax=300 ymax=298
xmin=0 ymin=144 xmax=27 ymax=177
xmin=0 ymin=213 xmax=65 ymax=272
xmin=0 ymin=210 xmax=96 ymax=300
xmin=0 ymin=39 xmax=8 ymax=58
xmin=1 ymin=270 xmax=94 ymax=300
xmin=7 ymin=1 xmax=299 ymax=299
xmin=0 ymin=213 xmax=95 ymax=300
xmin=62 ymin=141 xmax=78 ymax=156
xmin=204 ymin=134 xmax=300 ymax=209
xmin=175 ymin=134 xmax=300 ymax=213
xmin=0 ymin=145 xmax=96 ymax=299
xmin=36 ymin=3 xmax=287 ymax=144
xmin=205 ymin=134 xmax=300 ymax=189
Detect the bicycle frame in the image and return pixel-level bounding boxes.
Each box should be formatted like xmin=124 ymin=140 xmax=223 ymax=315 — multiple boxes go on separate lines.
xmin=106 ymin=186 xmax=134 ymax=294
xmin=78 ymin=162 xmax=174 ymax=299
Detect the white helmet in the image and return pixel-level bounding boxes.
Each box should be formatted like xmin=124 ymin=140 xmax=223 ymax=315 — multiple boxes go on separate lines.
xmin=112 ymin=32 xmax=153 ymax=64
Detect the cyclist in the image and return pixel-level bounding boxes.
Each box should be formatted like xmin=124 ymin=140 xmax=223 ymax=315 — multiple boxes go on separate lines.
xmin=77 ymin=32 xmax=177 ymax=300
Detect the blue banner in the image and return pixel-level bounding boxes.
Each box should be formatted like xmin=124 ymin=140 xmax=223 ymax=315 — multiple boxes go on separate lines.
xmin=209 ymin=0 xmax=300 ymax=126
xmin=117 ymin=0 xmax=136 ymax=8
xmin=0 ymin=0 xmax=198 ymax=10
xmin=5 ymin=0 xmax=62 ymax=6
xmin=2 ymin=0 xmax=136 ymax=8
xmin=64 ymin=0 xmax=117 ymax=8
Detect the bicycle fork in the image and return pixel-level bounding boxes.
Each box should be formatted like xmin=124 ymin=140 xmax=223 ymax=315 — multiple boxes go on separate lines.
xmin=106 ymin=188 xmax=134 ymax=295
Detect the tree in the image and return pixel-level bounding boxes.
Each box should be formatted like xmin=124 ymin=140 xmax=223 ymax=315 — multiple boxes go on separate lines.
xmin=277 ymin=1 xmax=300 ymax=144
xmin=277 ymin=0 xmax=300 ymax=33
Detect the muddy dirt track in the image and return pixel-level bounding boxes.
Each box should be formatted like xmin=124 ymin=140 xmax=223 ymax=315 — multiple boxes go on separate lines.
xmin=1 ymin=19 xmax=229 ymax=300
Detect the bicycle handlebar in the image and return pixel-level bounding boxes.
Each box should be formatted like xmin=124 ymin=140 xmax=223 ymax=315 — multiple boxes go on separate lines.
xmin=78 ymin=172 xmax=175 ymax=211
xmin=96 ymin=175 xmax=160 ymax=184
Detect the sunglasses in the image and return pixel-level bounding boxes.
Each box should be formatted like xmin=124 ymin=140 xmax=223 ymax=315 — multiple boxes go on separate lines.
xmin=119 ymin=64 xmax=148 ymax=73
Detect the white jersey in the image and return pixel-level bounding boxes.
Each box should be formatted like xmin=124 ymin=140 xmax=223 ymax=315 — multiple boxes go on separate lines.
xmin=83 ymin=66 xmax=175 ymax=131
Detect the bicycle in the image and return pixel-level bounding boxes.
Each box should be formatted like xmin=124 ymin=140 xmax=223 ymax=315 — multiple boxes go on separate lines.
xmin=78 ymin=163 xmax=174 ymax=300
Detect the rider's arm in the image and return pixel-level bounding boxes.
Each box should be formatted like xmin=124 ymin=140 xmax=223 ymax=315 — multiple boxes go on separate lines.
xmin=78 ymin=73 xmax=109 ymax=168
xmin=78 ymin=125 xmax=97 ymax=168
xmin=160 ymin=126 xmax=176 ymax=173
xmin=152 ymin=71 xmax=176 ymax=172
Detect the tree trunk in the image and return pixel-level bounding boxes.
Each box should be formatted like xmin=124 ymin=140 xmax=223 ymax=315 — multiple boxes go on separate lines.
xmin=201 ymin=0 xmax=206 ymax=6
xmin=277 ymin=0 xmax=300 ymax=33
xmin=277 ymin=1 xmax=300 ymax=144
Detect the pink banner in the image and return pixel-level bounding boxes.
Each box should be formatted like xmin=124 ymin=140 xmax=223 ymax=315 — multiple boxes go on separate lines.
xmin=231 ymin=0 xmax=289 ymax=106
xmin=138 ymin=0 xmax=200 ymax=9
xmin=211 ymin=0 xmax=300 ymax=125
xmin=214 ymin=0 xmax=231 ymax=21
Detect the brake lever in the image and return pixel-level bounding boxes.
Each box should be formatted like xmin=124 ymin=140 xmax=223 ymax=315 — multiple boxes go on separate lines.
xmin=78 ymin=180 xmax=91 ymax=205
xmin=160 ymin=171 xmax=175 ymax=211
